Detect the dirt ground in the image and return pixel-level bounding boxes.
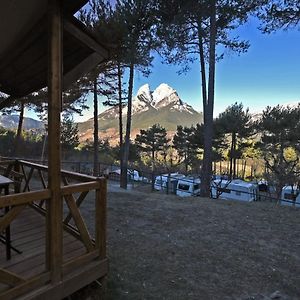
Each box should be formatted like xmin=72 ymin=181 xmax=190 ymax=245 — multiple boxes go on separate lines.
xmin=77 ymin=184 xmax=300 ymax=300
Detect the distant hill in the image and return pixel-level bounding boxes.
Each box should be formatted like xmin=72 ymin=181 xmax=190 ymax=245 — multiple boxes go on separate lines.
xmin=0 ymin=114 xmax=44 ymax=131
xmin=78 ymin=83 xmax=203 ymax=144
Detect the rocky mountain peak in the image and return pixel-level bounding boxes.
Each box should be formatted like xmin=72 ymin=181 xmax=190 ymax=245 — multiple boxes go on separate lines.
xmin=132 ymin=83 xmax=185 ymax=113
xmin=152 ymin=83 xmax=176 ymax=105
xmin=136 ymin=83 xmax=152 ymax=103
xmin=78 ymin=83 xmax=203 ymax=144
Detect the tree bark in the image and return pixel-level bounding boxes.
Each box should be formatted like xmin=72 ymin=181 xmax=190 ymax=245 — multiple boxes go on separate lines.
xmin=14 ymin=102 xmax=25 ymax=157
xmin=232 ymin=132 xmax=237 ymax=178
xmin=121 ymin=62 xmax=134 ymax=189
xmin=229 ymin=133 xmax=234 ymax=178
xmin=198 ymin=23 xmax=208 ymax=110
xmin=93 ymin=77 xmax=99 ymax=176
xmin=117 ymin=63 xmax=123 ymax=172
xmin=200 ymin=0 xmax=216 ymax=197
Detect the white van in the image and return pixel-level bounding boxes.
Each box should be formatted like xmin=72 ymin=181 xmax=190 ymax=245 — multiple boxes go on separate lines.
xmin=109 ymin=168 xmax=140 ymax=181
xmin=176 ymin=177 xmax=201 ymax=197
xmin=154 ymin=173 xmax=185 ymax=193
xmin=211 ymin=179 xmax=257 ymax=202
xmin=280 ymin=186 xmax=300 ymax=207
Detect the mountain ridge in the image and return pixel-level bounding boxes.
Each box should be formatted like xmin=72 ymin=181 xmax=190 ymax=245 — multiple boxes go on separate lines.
xmin=78 ymin=83 xmax=203 ymax=144
xmin=0 ymin=115 xmax=44 ymax=131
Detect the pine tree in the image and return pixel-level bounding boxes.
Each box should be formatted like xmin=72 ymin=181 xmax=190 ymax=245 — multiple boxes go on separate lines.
xmin=61 ymin=115 xmax=80 ymax=160
xmin=135 ymin=124 xmax=169 ymax=171
xmin=260 ymin=0 xmax=300 ymax=32
xmin=157 ymin=0 xmax=264 ymax=196
xmin=113 ymin=0 xmax=159 ymax=189
xmin=173 ymin=125 xmax=199 ymax=172
xmin=256 ymin=104 xmax=300 ymax=198
xmin=215 ymin=103 xmax=254 ymax=179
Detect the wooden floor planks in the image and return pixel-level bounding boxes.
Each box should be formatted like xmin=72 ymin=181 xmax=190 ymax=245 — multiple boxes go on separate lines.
xmin=0 ymin=206 xmax=86 ymax=292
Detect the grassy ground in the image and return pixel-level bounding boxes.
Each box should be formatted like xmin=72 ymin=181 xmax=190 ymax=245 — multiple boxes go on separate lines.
xmin=77 ymin=186 xmax=300 ymax=300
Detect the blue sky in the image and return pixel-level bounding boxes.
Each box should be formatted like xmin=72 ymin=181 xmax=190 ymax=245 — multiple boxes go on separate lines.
xmin=28 ymin=17 xmax=300 ymax=122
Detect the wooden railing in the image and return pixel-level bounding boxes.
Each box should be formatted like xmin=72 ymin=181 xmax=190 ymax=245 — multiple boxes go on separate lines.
xmin=0 ymin=159 xmax=107 ymax=299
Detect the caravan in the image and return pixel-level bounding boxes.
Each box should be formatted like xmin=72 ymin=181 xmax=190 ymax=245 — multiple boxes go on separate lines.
xmin=211 ymin=179 xmax=258 ymax=202
xmin=154 ymin=173 xmax=185 ymax=193
xmin=280 ymin=186 xmax=300 ymax=207
xmin=176 ymin=177 xmax=201 ymax=197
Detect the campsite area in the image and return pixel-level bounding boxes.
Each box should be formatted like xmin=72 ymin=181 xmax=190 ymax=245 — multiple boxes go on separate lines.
xmin=76 ymin=187 xmax=300 ymax=300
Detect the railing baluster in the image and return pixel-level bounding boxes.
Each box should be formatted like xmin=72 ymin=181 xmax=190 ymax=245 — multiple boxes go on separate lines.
xmin=63 ymin=191 xmax=88 ymax=225
xmin=95 ymin=178 xmax=107 ymax=259
xmin=23 ymin=167 xmax=34 ymax=192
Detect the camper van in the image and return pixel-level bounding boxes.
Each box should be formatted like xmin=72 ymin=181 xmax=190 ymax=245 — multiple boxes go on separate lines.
xmin=109 ymin=168 xmax=140 ymax=181
xmin=176 ymin=177 xmax=201 ymax=197
xmin=280 ymin=186 xmax=300 ymax=207
xmin=154 ymin=173 xmax=185 ymax=193
xmin=211 ymin=179 xmax=258 ymax=202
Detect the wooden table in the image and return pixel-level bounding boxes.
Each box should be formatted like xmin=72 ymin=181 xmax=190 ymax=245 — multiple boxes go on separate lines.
xmin=0 ymin=175 xmax=14 ymax=259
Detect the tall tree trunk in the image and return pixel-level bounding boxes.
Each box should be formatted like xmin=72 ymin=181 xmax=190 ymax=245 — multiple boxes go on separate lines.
xmin=232 ymin=132 xmax=237 ymax=178
xmin=117 ymin=63 xmax=123 ymax=172
xmin=121 ymin=62 xmax=134 ymax=189
xmin=229 ymin=133 xmax=234 ymax=178
xmin=152 ymin=147 xmax=155 ymax=173
xmin=185 ymin=152 xmax=188 ymax=173
xmin=198 ymin=25 xmax=208 ymax=109
xmin=14 ymin=102 xmax=25 ymax=157
xmin=242 ymin=159 xmax=247 ymax=179
xmin=93 ymin=77 xmax=99 ymax=176
xmin=200 ymin=0 xmax=216 ymax=197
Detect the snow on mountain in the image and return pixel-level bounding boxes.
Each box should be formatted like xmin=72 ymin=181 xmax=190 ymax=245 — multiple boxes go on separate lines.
xmin=136 ymin=84 xmax=152 ymax=103
xmin=133 ymin=83 xmax=197 ymax=114
xmin=98 ymin=106 xmax=119 ymax=120
xmin=152 ymin=83 xmax=176 ymax=106
xmin=96 ymin=83 xmax=199 ymax=121
xmin=171 ymin=102 xmax=195 ymax=114
xmin=132 ymin=84 xmax=153 ymax=114
xmin=78 ymin=83 xmax=203 ymax=143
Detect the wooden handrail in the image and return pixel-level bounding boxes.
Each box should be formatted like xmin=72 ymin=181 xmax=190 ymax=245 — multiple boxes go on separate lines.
xmin=19 ymin=160 xmax=103 ymax=182
xmin=0 ymin=189 xmax=51 ymax=208
xmin=61 ymin=181 xmax=100 ymax=195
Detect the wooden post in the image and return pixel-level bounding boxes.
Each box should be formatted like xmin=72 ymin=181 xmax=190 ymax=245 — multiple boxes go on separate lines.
xmin=47 ymin=0 xmax=63 ymax=283
xmin=95 ymin=178 xmax=107 ymax=259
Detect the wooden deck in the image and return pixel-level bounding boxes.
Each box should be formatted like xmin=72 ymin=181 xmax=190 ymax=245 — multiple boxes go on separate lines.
xmin=0 ymin=159 xmax=108 ymax=300
xmin=0 ymin=207 xmax=86 ymax=290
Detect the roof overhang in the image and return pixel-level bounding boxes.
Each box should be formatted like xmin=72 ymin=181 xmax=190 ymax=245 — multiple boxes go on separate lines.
xmin=0 ymin=0 xmax=109 ymax=108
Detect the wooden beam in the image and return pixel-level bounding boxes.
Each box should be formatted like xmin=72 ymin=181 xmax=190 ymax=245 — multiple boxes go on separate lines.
xmin=63 ymin=18 xmax=108 ymax=58
xmin=0 ymin=272 xmax=50 ymax=300
xmin=61 ymin=181 xmax=100 ymax=195
xmin=0 ymin=268 xmax=26 ymax=286
xmin=95 ymin=178 xmax=107 ymax=259
xmin=47 ymin=0 xmax=63 ymax=283
xmin=63 ymin=190 xmax=88 ymax=224
xmin=19 ymin=160 xmax=101 ymax=182
xmin=62 ymin=251 xmax=100 ymax=275
xmin=22 ymin=167 xmax=34 ymax=192
xmin=14 ymin=259 xmax=108 ymax=300
xmin=0 ymin=189 xmax=51 ymax=208
xmin=63 ymin=52 xmax=104 ymax=90
xmin=0 ymin=205 xmax=25 ymax=232
xmin=64 ymin=193 xmax=94 ymax=252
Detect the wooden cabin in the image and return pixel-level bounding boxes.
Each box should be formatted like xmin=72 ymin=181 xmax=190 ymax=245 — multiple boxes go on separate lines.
xmin=0 ymin=1 xmax=109 ymax=299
